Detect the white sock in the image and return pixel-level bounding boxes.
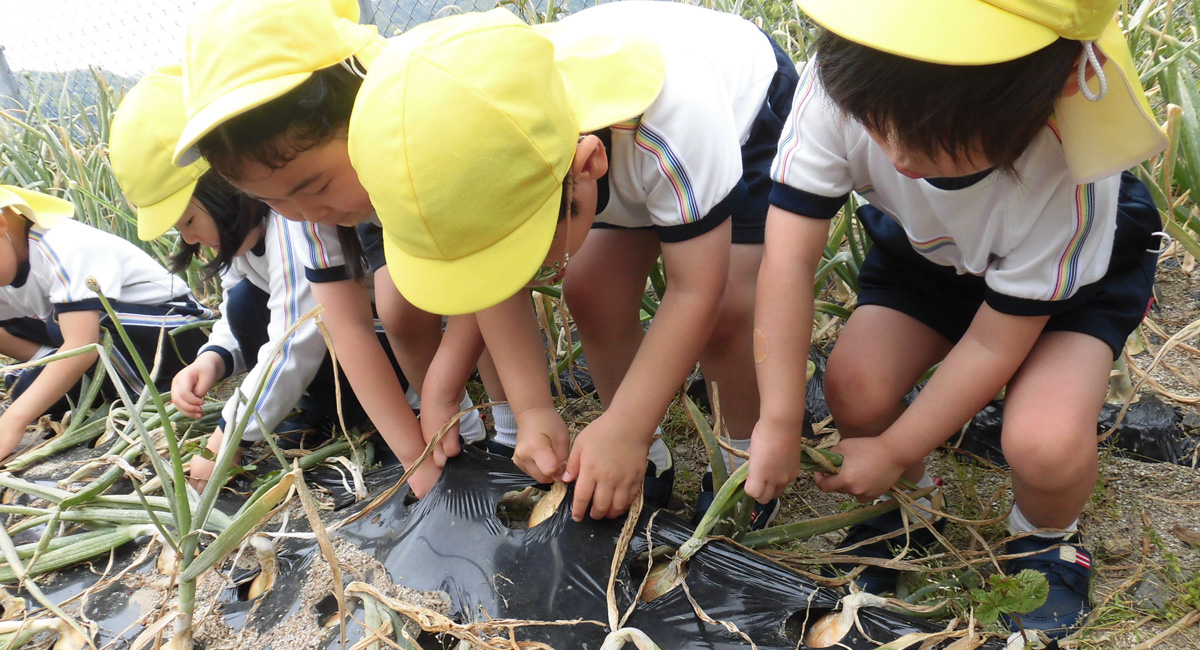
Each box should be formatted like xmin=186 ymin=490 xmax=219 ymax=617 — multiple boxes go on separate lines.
xmin=722 ymin=436 xmax=753 ymax=472
xmin=491 ymin=403 xmax=517 ymax=448
xmin=456 ymin=392 xmax=486 ymax=444
xmin=1008 ymin=503 xmax=1078 ymax=540
xmin=878 ymin=471 xmax=937 ymax=519
xmin=646 ymin=429 xmax=671 ymax=477
xmin=30 ymin=345 xmax=55 ymax=361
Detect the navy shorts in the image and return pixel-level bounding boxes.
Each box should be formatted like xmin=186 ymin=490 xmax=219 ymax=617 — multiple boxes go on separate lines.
xmin=855 ymin=172 xmax=1161 ymax=359
xmin=593 ymin=35 xmax=798 ymax=245
xmin=358 ymin=221 xmax=388 ymax=274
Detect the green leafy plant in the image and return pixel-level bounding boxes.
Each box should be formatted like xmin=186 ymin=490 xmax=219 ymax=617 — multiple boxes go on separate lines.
xmin=969 ymin=569 xmax=1050 ymax=627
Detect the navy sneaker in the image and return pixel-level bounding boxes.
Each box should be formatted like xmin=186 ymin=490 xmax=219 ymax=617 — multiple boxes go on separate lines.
xmin=691 ymin=471 xmax=780 ymax=531
xmin=1002 ymin=535 xmax=1092 ymax=639
xmin=274 ymin=406 xmax=331 ymax=450
xmin=643 ymin=454 xmax=674 ymax=511
xmin=823 ymin=497 xmax=945 ymax=594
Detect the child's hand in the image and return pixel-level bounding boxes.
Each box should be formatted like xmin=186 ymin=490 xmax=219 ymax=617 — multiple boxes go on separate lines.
xmin=813 ymin=436 xmax=905 ymax=502
xmin=188 ymin=428 xmax=239 ymax=492
xmin=512 ymin=406 xmax=569 ymax=484
xmin=563 ymin=414 xmax=651 ymax=521
xmin=419 ymin=394 xmax=464 ymax=469
xmin=403 ymin=457 xmax=443 ymax=499
xmin=745 ymin=418 xmax=804 ymax=502
xmin=172 ymin=353 xmax=224 ymax=419
xmin=0 ymin=414 xmax=28 ymax=463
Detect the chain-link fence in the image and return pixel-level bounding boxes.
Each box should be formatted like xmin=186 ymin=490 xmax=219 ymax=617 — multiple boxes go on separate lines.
xmin=0 ymin=0 xmax=579 ymax=112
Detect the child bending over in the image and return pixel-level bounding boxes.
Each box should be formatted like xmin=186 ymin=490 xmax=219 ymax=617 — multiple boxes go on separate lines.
xmin=752 ymin=0 xmax=1167 ymax=639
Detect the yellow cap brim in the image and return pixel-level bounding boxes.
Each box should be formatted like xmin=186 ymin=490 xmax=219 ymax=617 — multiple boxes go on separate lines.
xmin=384 ymin=188 xmax=559 ymax=316
xmin=534 ymin=22 xmax=665 ymax=132
xmin=174 ymin=73 xmax=312 ymax=167
xmin=1056 ymin=21 xmax=1168 ymax=182
xmin=0 ymin=186 xmax=74 ymax=229
xmin=798 ymin=0 xmax=1058 ymax=64
xmin=136 ymin=179 xmax=198 ymax=241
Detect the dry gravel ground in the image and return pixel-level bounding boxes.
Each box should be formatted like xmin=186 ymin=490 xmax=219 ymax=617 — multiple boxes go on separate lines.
xmin=650 ymin=251 xmax=1200 ymax=649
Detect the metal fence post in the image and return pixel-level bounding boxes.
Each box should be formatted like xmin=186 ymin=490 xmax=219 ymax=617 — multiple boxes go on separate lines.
xmin=0 ymin=46 xmax=25 ymax=111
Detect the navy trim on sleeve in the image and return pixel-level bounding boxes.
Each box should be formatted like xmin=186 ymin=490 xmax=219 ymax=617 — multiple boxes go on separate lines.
xmin=305 ymin=265 xmax=351 ymax=284
xmin=53 ymin=298 xmax=104 ymax=314
xmin=655 ymin=181 xmax=746 ymax=244
xmin=984 ymin=282 xmax=1100 ymax=317
xmin=198 ymin=345 xmax=236 ymax=381
xmin=769 ymin=182 xmax=847 ymax=220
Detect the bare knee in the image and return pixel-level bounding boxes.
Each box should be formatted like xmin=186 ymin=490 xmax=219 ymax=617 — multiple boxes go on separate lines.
xmin=824 ymin=353 xmax=905 ymax=433
xmin=564 ymin=275 xmax=625 ymax=337
xmin=707 ymin=291 xmax=752 ymax=349
xmin=1002 ymin=413 xmax=1098 ymax=491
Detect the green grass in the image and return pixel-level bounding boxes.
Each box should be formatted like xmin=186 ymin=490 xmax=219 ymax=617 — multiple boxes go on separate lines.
xmin=0 ymin=1 xmax=1198 ymax=648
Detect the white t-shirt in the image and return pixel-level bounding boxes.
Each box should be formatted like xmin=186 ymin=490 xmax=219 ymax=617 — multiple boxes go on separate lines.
xmin=770 ymin=63 xmax=1120 ymax=311
xmin=201 ymin=213 xmax=329 ymax=442
xmin=287 ymin=214 xmax=382 ymax=284
xmin=0 ymin=218 xmax=193 ymax=321
xmin=561 ymin=1 xmax=781 ymax=242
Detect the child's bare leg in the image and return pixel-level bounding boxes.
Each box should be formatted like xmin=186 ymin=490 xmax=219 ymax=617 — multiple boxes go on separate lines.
xmin=562 ymin=229 xmax=661 ymax=407
xmin=1002 ymin=331 xmax=1110 ymax=529
xmin=697 ymin=242 xmax=761 ymax=446
xmin=476 ymin=348 xmax=518 ymax=449
xmin=0 ymin=330 xmax=44 ymax=362
xmin=374 ymin=264 xmax=446 ymax=395
xmin=824 ymin=306 xmax=954 ymax=483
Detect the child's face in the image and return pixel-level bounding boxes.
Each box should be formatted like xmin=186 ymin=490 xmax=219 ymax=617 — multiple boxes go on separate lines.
xmin=229 ymin=135 xmax=375 ymax=227
xmin=527 ymin=136 xmax=604 ymax=287
xmin=866 ymin=128 xmax=993 ymax=179
xmin=177 ymin=199 xmax=262 ymax=256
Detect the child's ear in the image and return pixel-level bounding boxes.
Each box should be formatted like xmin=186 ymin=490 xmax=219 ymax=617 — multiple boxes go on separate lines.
xmin=1061 ymin=48 xmax=1109 ymax=98
xmin=572 ymin=134 xmax=609 ymax=181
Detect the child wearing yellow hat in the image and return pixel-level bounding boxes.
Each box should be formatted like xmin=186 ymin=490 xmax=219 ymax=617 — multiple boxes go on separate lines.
xmin=756 ymin=0 xmax=1168 ymax=639
xmin=175 ymin=0 xmax=502 ymax=496
xmin=343 ymin=0 xmax=800 ymax=525
xmin=110 ymin=66 xmax=433 ymax=485
xmin=0 ymin=185 xmax=214 ymax=461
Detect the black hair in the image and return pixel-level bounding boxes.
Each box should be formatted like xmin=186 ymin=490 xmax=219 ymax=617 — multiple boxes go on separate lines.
xmin=815 ymin=29 xmax=1081 ymax=173
xmin=197 ymin=63 xmax=364 ymax=181
xmin=168 ymin=170 xmax=270 ymax=279
xmin=556 ymin=174 xmax=578 ymax=223
xmin=336 ymin=225 xmax=369 ymax=282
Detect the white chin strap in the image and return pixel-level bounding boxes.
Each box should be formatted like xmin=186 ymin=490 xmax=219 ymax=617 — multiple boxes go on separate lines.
xmin=340 ymin=57 xmax=367 ymax=79
xmin=1077 ymin=41 xmax=1108 ymax=102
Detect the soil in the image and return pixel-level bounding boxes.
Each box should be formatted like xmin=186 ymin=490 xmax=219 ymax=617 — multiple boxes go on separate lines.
xmin=0 ymin=251 xmax=1196 ymax=650
xmin=651 ymin=249 xmax=1200 ymax=650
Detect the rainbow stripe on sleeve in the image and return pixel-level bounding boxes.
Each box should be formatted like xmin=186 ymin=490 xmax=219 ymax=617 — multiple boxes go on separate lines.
xmin=28 ymin=231 xmax=74 ymax=301
xmin=614 ymin=119 xmax=701 ymax=224
xmin=1050 ymin=182 xmax=1096 ymax=301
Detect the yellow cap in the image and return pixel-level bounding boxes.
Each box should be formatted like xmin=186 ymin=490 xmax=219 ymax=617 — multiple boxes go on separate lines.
xmin=110 ymin=65 xmax=211 ymax=241
xmin=797 ymin=0 xmax=1166 ymax=182
xmin=348 ymin=8 xmax=664 ymax=315
xmin=175 ymin=0 xmax=387 ymax=166
xmin=0 ymin=186 xmax=74 ymax=229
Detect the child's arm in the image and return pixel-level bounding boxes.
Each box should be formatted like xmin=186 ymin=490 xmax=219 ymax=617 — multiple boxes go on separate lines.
xmin=0 ymin=310 xmax=101 ymax=459
xmin=745 ymin=207 xmax=832 ymax=503
xmin=419 ymin=313 xmax=486 ymax=465
xmin=563 ymin=221 xmax=731 ymax=521
xmin=310 ymin=279 xmax=441 ymax=496
xmin=172 ymin=351 xmax=226 ymax=420
xmin=815 ymin=305 xmax=1048 ymax=501
xmin=476 ymin=293 xmax=570 ymax=482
